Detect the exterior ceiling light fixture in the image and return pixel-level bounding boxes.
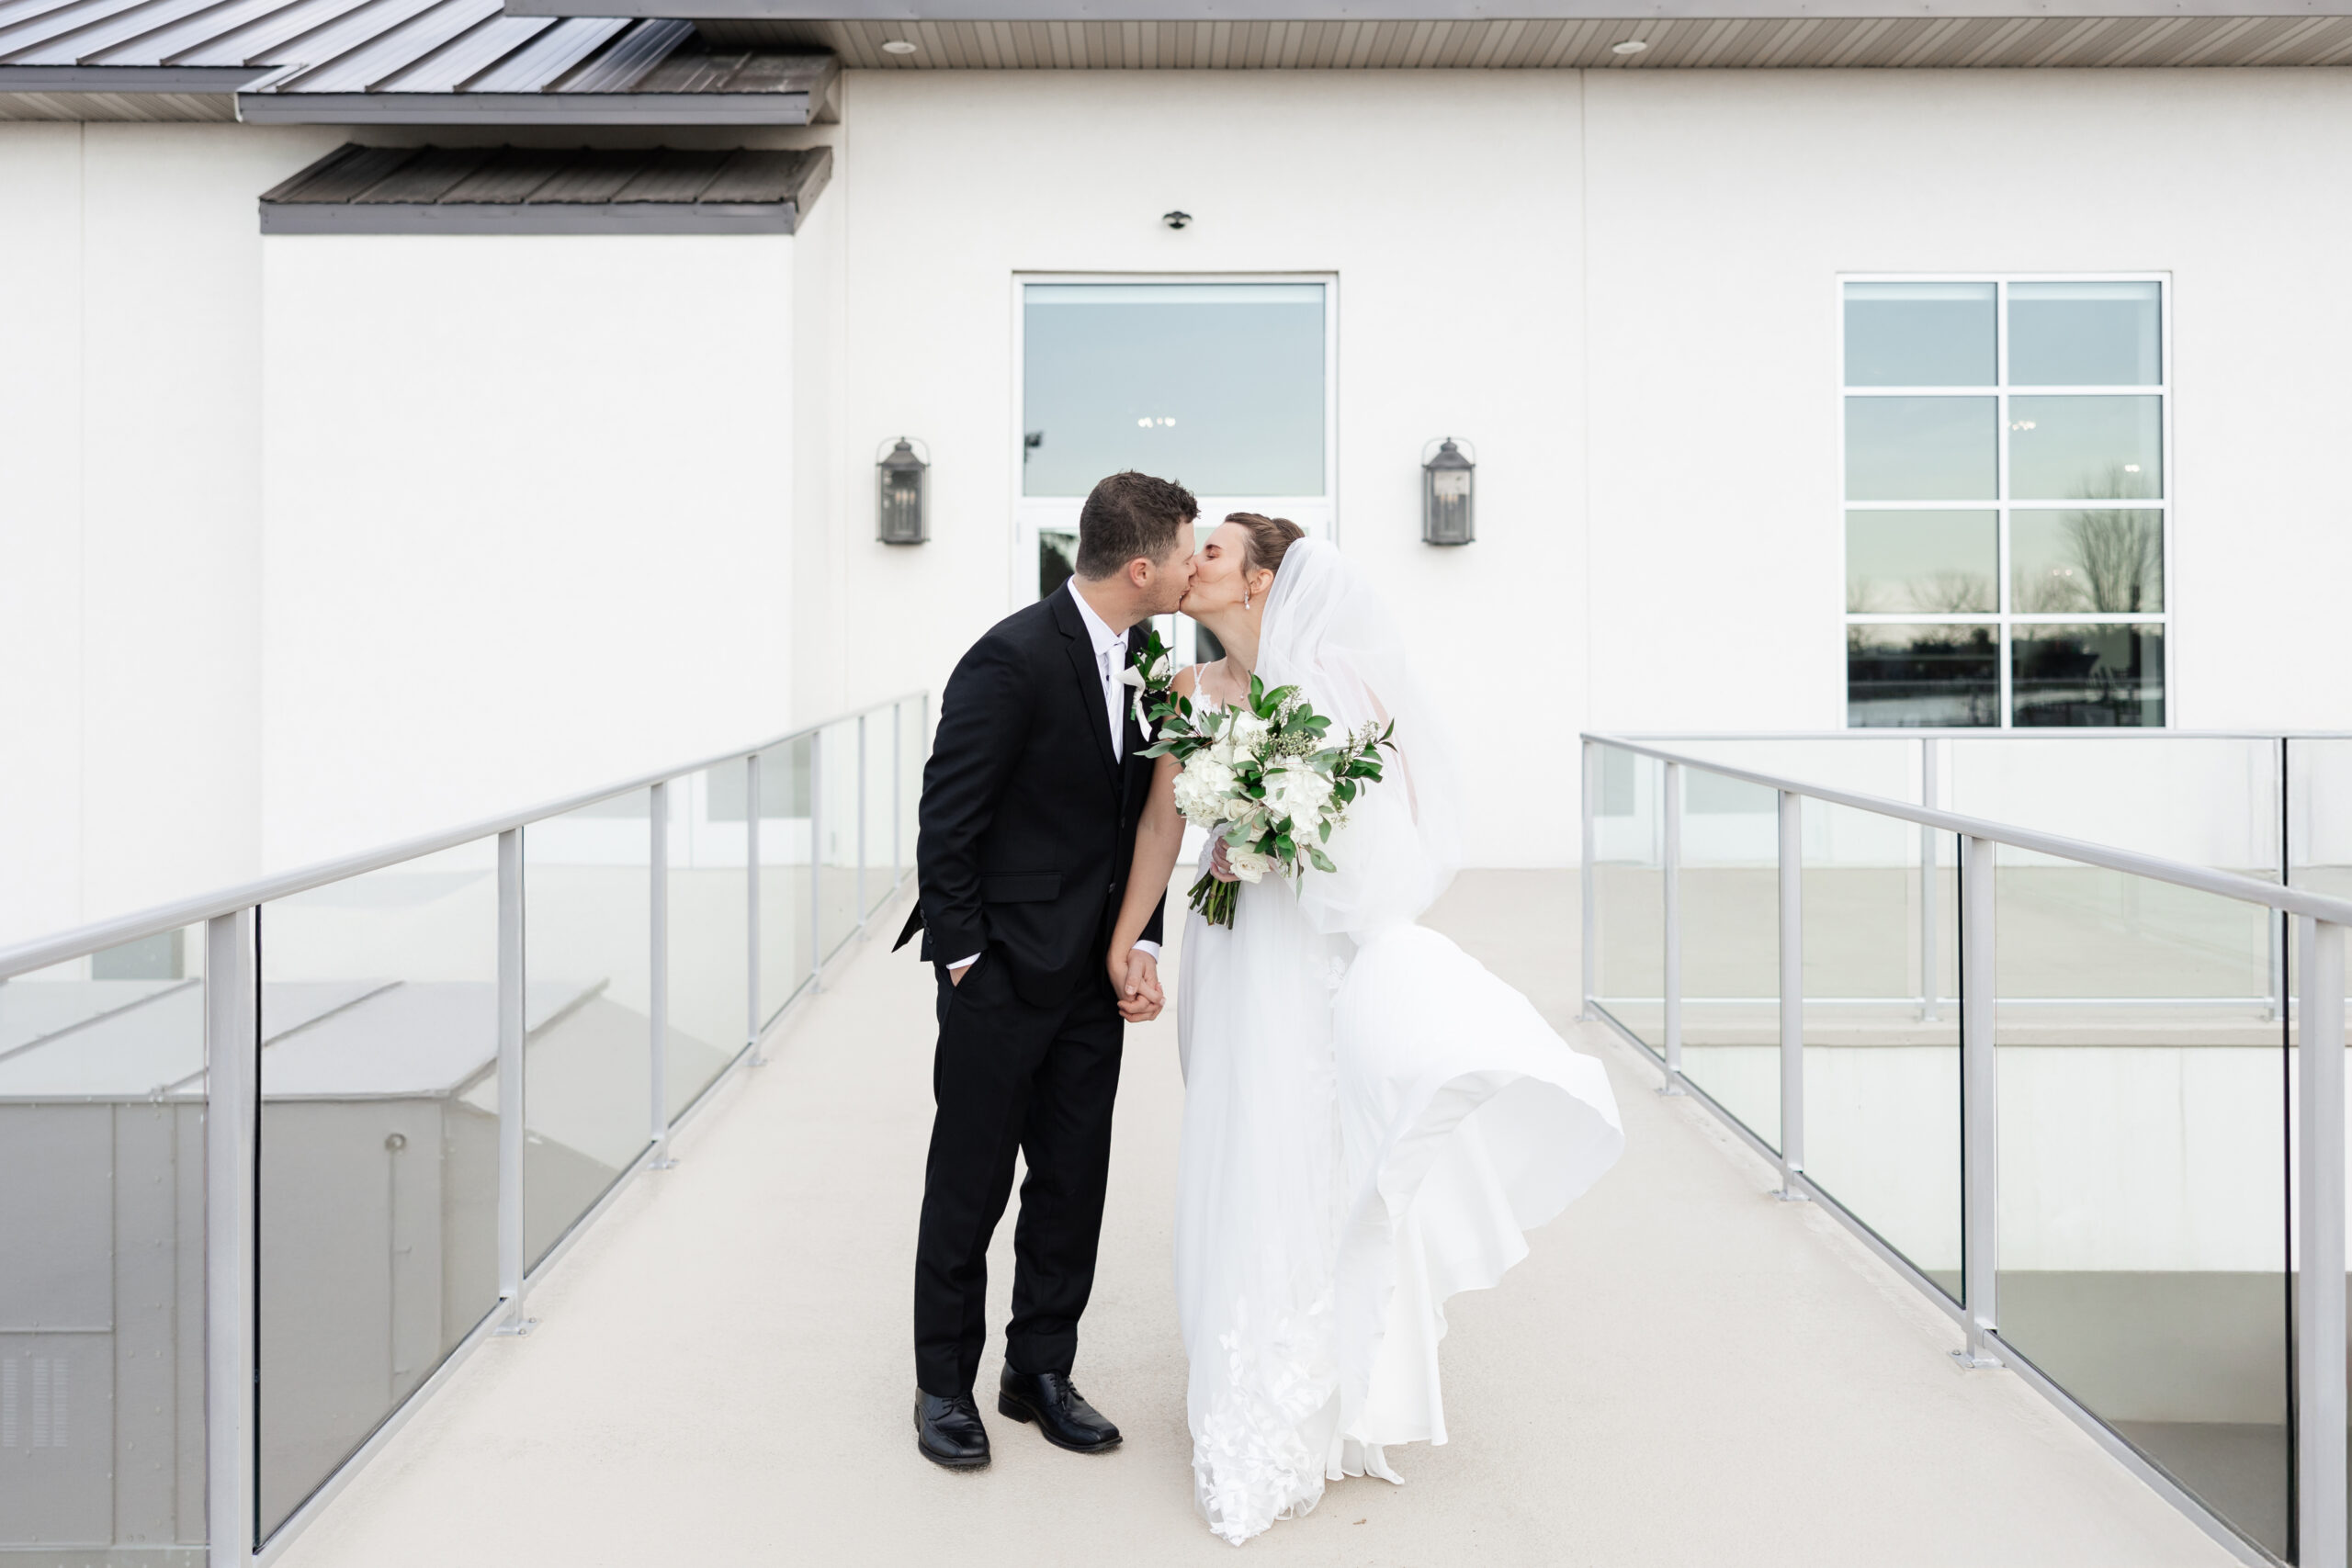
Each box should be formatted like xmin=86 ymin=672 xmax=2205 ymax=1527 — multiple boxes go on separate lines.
xmin=1421 ymin=437 xmax=1476 ymax=547
xmin=1611 ymin=38 xmax=1649 ymax=54
xmin=882 ymin=38 xmax=918 ymax=53
xmin=1163 ymin=210 xmax=1192 ymax=230
xmin=877 ymin=436 xmax=930 ymax=544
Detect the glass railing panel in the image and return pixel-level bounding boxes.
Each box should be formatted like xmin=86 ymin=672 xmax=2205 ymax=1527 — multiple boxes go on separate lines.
xmin=1588 ymin=742 xmax=1662 ymax=1055
xmin=1995 ymin=853 xmax=2287 ymax=1559
xmin=1799 ymin=799 xmax=1961 ymax=1298
xmin=756 ymin=736 xmax=814 ymax=1028
xmin=818 ymin=719 xmax=861 ymax=964
xmin=863 ymin=711 xmax=896 ymax=918
xmin=1679 ymin=764 xmax=1782 ymax=1150
xmin=1654 ymin=736 xmax=1914 ymax=805
xmin=521 ymin=791 xmax=652 ymax=1269
xmin=2290 ymin=737 xmax=2352 ymax=1023
xmin=900 ymin=699 xmax=926 ymax=886
xmin=0 ymin=927 xmax=209 ymax=1561
xmin=255 ymin=840 xmax=501 ymax=1542
xmin=664 ymin=767 xmax=746 ymax=1122
xmin=1949 ymin=735 xmax=2279 ymax=878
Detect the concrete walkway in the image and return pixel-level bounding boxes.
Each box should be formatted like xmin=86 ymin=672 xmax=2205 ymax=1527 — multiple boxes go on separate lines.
xmin=279 ymin=873 xmax=2240 ymax=1567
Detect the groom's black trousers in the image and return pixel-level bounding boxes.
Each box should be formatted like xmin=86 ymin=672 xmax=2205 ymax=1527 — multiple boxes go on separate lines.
xmin=914 ymin=951 xmax=1125 ymax=1398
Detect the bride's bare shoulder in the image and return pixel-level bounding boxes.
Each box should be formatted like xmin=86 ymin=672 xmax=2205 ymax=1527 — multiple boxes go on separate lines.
xmin=1171 ymin=662 xmax=1202 ymax=699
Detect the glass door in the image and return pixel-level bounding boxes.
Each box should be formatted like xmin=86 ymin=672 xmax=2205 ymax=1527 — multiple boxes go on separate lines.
xmin=1016 ymin=278 xmax=1336 ymax=663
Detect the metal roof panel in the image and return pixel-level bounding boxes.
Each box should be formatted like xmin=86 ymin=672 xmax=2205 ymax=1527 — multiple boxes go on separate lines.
xmin=455 ymin=10 xmax=615 ymax=85
xmin=548 ymin=11 xmax=683 ymax=87
xmin=348 ymin=140 xmax=490 ymax=196
xmin=372 ymin=6 xmax=545 ymax=86
xmin=276 ymin=0 xmax=497 ymax=89
xmin=608 ymin=143 xmax=728 ymax=198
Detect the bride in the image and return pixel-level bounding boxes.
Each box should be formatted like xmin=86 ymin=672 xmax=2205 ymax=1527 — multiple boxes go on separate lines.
xmin=1104 ymin=513 xmax=1626 ymax=1546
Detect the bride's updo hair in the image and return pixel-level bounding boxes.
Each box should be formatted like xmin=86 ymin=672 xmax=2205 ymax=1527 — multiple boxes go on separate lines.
xmin=1227 ymin=513 xmax=1306 ymax=580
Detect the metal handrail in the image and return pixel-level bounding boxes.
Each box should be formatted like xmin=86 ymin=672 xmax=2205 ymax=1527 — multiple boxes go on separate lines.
xmin=0 ymin=693 xmax=922 ymax=982
xmin=1579 ymin=730 xmax=2349 ymax=1568
xmin=1584 ymin=731 xmax=2352 ymax=924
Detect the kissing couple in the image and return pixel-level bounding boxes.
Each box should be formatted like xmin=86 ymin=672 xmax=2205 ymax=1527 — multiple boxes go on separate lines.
xmin=896 ymin=470 xmax=1624 ymax=1546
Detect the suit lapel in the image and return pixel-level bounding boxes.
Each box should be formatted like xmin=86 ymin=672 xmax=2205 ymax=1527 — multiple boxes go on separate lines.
xmin=1051 ymin=586 xmax=1121 ymax=787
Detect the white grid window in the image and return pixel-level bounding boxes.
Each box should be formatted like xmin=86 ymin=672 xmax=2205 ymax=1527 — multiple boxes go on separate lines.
xmin=1841 ymin=276 xmax=2169 ymax=728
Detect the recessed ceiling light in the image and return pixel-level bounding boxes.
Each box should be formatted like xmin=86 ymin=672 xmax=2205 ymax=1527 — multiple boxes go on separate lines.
xmin=1611 ymin=38 xmax=1648 ymax=54
xmin=881 ymin=38 xmax=918 ymax=53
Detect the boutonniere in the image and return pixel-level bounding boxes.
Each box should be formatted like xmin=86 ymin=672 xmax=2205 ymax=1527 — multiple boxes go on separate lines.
xmin=1115 ymin=627 xmax=1177 ymax=741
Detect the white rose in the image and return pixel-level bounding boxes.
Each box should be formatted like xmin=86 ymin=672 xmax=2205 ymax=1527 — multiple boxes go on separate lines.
xmin=1219 ymin=791 xmax=1256 ymax=822
xmin=1226 ymin=710 xmax=1272 ymax=751
xmin=1224 ymin=843 xmax=1274 ymax=884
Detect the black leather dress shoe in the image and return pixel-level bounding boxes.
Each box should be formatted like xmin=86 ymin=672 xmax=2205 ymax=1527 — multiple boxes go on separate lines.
xmin=914 ymin=1390 xmax=990 ymax=1470
xmin=997 ymin=1368 xmax=1122 ymax=1453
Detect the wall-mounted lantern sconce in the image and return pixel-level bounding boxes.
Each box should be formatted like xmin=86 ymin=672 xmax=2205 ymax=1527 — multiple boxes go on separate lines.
xmin=1421 ymin=437 xmax=1475 ymax=546
xmin=876 ymin=436 xmax=929 ymax=545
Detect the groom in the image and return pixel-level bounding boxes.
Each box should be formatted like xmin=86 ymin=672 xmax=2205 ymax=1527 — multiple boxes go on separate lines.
xmin=896 ymin=469 xmax=1197 ymax=1470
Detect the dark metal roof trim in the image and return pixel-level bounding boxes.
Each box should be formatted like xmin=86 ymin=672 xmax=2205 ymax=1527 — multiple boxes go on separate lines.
xmin=502 ymin=0 xmax=2352 ymax=15
xmin=259 ymin=197 xmax=800 ymax=231
xmin=234 ymin=87 xmax=825 ymax=119
xmin=258 ymin=141 xmax=831 ymax=231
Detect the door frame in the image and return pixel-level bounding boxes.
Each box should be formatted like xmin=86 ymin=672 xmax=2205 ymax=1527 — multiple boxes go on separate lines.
xmin=1008 ymin=271 xmax=1341 ymax=664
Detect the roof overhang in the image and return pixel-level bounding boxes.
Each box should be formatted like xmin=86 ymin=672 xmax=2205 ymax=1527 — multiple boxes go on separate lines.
xmin=0 ymin=65 xmax=266 ymax=90
xmin=236 ymin=88 xmax=828 ymax=122
xmin=258 ymin=141 xmax=831 ymax=232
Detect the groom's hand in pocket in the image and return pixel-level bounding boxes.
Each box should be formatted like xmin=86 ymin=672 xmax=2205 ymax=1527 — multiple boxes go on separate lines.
xmin=1117 ymin=950 xmax=1164 ymax=1022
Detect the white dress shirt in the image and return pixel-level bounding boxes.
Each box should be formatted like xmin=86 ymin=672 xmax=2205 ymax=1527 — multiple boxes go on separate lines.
xmin=950 ymin=581 xmax=1159 ymax=975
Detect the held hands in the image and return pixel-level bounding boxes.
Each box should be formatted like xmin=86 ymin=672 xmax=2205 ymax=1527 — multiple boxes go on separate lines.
xmin=1110 ymin=946 xmax=1164 ymax=1022
xmin=1208 ymin=838 xmax=1239 ymax=885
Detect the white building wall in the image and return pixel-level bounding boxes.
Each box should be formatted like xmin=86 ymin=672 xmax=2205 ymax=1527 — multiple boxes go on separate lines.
xmin=1580 ymin=67 xmax=2352 ymax=739
xmin=0 ymin=123 xmax=343 ymax=946
xmin=259 ymin=232 xmax=799 ymax=870
xmin=828 ymin=69 xmax=1589 ymax=865
xmin=8 ymin=68 xmax=2352 ymax=941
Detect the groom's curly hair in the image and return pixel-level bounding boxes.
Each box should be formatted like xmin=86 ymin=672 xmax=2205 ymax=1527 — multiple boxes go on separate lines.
xmin=1077 ymin=471 xmax=1199 ymax=581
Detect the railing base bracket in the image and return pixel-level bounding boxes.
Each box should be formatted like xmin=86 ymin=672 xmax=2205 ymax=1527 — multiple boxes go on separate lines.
xmin=1950 ymin=1348 xmax=2002 ymax=1371
xmin=492 ymin=1318 xmax=538 ymax=1338
xmin=1655 ymin=1081 xmax=1687 ymax=1098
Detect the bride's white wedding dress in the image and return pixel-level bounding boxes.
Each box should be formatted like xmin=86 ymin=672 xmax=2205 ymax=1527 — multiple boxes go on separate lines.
xmin=1171 ymin=540 xmax=1626 ymax=1546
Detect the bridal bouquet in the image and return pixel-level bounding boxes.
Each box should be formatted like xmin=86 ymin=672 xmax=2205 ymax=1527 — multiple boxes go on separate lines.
xmin=1139 ymin=672 xmax=1396 ymax=928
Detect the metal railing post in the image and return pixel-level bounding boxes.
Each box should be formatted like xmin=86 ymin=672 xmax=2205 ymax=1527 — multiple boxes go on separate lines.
xmin=1580 ymin=739 xmax=1598 ymax=1021
xmin=493 ymin=830 xmax=534 ymax=1334
xmin=204 ymin=908 xmax=258 ymax=1568
xmin=856 ymin=712 xmax=869 ymax=929
xmin=1955 ymin=834 xmax=2002 ymax=1369
xmin=747 ymin=751 xmax=765 ymax=1066
xmin=1660 ymin=761 xmax=1685 ymax=1095
xmin=649 ymin=780 xmax=674 ymax=1168
xmin=1921 ymin=737 xmax=1941 ymax=1023
xmin=2298 ymin=916 xmax=2347 ymax=1568
xmin=809 ymin=729 xmax=825 ymax=990
xmin=2272 ymin=737 xmax=2290 ymax=1023
xmin=1777 ymin=789 xmax=1806 ymax=1201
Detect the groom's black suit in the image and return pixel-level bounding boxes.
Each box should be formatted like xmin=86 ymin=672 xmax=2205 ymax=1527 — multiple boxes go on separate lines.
xmin=897 ymin=583 xmax=1166 ymax=1397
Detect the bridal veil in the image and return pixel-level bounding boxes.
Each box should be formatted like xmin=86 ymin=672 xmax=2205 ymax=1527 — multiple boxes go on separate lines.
xmin=1173 ymin=538 xmax=1624 ymax=1546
